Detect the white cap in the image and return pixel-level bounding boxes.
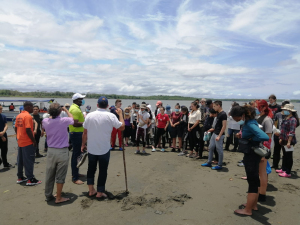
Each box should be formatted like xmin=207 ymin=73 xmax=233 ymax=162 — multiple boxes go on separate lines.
xmin=147 ymin=104 xmax=152 ymax=111
xmin=72 ymin=93 xmax=86 ymax=100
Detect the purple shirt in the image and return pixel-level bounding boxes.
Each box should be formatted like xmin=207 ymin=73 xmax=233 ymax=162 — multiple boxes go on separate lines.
xmin=42 ymin=117 xmax=74 ymax=148
xmin=125 ymin=118 xmax=131 ymax=126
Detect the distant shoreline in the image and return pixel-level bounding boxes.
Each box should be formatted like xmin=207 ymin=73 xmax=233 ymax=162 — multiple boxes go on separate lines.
xmin=0 ymin=89 xmax=299 ymax=102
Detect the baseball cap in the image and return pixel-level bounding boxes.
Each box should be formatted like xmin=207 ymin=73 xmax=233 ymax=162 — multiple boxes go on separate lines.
xmin=166 ymin=105 xmax=171 ymax=111
xmin=86 ymin=105 xmax=91 ymax=110
xmin=156 ymin=101 xmax=162 ymax=106
xmin=19 ymin=106 xmax=24 ymax=111
xmin=72 ymin=93 xmax=86 ymax=100
xmin=98 ymin=96 xmax=108 ymax=108
xmin=64 ymin=103 xmax=70 ymax=107
xmin=206 ymin=99 xmax=212 ymax=106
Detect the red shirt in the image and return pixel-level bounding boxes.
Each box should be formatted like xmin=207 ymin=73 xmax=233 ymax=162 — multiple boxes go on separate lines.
xmin=171 ymin=112 xmax=182 ymax=124
xmin=156 ymin=113 xmax=169 ymax=128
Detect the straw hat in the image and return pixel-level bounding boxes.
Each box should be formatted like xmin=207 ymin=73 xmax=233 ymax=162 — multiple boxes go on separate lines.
xmin=281 ymin=104 xmax=296 ymax=112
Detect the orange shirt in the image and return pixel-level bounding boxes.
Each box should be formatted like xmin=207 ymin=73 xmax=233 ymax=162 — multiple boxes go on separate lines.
xmin=16 ymin=111 xmax=34 ymax=147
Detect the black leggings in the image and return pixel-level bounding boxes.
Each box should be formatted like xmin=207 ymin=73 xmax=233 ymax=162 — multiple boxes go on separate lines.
xmin=273 ymin=136 xmax=284 ymax=168
xmin=282 ymin=147 xmax=293 ymax=174
xmin=243 ymin=151 xmax=261 ymax=193
xmin=34 ymin=129 xmax=41 ymax=154
xmin=188 ymin=124 xmax=199 ymax=152
xmin=155 ymin=128 xmax=165 ymax=148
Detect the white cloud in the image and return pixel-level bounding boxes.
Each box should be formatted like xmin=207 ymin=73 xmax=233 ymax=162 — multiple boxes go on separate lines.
xmin=0 ymin=0 xmax=299 ymax=99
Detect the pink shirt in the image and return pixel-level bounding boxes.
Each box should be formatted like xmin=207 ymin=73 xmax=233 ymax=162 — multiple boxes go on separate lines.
xmin=42 ymin=117 xmax=74 ymax=148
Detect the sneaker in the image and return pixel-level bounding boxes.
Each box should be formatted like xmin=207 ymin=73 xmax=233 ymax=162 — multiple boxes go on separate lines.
xmin=278 ymin=172 xmax=291 ymax=178
xmin=276 ymin=169 xmax=285 ymax=173
xmin=152 ymin=148 xmax=156 ymax=152
xmin=237 ymin=162 xmax=244 ymax=167
xmin=212 ymin=165 xmax=222 ymax=170
xmin=77 ymin=151 xmax=88 ymax=168
xmin=119 ymin=147 xmax=123 ymax=151
xmin=109 ymin=147 xmax=115 ymax=151
xmin=135 ymin=150 xmax=140 ymax=154
xmin=17 ymin=177 xmax=28 ymax=184
xmin=178 ymin=152 xmax=186 ymax=156
xmin=125 ymin=144 xmax=129 ymax=147
xmin=201 ymin=163 xmax=212 ymax=167
xmin=238 ymin=160 xmax=243 ymax=163
xmin=142 ymin=150 xmax=146 ymax=154
xmin=171 ymin=148 xmax=176 ymax=152
xmin=161 ymin=148 xmax=165 ymax=152
xmin=26 ymin=178 xmax=42 ymax=186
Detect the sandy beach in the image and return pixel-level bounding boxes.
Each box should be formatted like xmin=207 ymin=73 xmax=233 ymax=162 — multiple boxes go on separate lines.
xmin=0 ymin=122 xmax=299 ymax=225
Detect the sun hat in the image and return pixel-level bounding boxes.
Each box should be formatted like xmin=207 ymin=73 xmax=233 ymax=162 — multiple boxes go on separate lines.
xmin=64 ymin=103 xmax=70 ymax=107
xmin=141 ymin=104 xmax=147 ymax=109
xmin=72 ymin=93 xmax=86 ymax=100
xmin=281 ymin=104 xmax=296 ymax=112
xmin=156 ymin=101 xmax=162 ymax=106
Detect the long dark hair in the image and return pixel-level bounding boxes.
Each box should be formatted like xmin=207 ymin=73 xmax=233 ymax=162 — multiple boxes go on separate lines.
xmin=191 ymin=101 xmax=199 ymax=111
xmin=230 ymin=105 xmax=256 ymax=121
xmin=292 ymin=112 xmax=300 ymax=127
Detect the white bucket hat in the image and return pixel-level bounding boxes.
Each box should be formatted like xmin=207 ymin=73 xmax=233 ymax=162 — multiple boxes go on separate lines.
xmin=281 ymin=104 xmax=296 ymax=112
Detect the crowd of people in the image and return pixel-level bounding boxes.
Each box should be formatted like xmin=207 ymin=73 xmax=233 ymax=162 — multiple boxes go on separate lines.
xmin=0 ymin=93 xmax=298 ymax=213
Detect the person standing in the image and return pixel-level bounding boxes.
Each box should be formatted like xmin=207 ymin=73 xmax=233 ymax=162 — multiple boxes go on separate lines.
xmin=0 ymin=104 xmax=13 ymax=168
xmin=43 ymin=103 xmax=74 ymax=203
xmin=272 ymin=100 xmax=290 ymax=169
xmin=170 ymin=104 xmax=182 ymax=152
xmin=268 ymin=94 xmax=281 ymax=118
xmin=110 ymin=99 xmax=123 ymax=151
xmin=9 ymin=103 xmax=15 ymax=111
xmin=81 ymin=96 xmax=125 ymax=198
xmin=69 ymin=93 xmax=86 ymax=185
xmin=123 ymin=107 xmax=132 ymax=147
xmin=202 ymin=101 xmax=227 ymax=170
xmin=277 ymin=104 xmax=299 ymax=178
xmin=135 ymin=104 xmax=150 ymax=154
xmin=15 ymin=101 xmax=42 ymax=186
xmin=230 ymin=105 xmax=269 ymax=216
xmin=83 ymin=105 xmax=92 ymax=118
xmin=32 ymin=105 xmax=44 ymax=158
xmin=152 ymin=107 xmax=169 ymax=152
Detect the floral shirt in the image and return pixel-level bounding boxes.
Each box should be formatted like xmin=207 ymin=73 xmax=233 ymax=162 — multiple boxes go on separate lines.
xmin=280 ymin=117 xmax=297 ymax=145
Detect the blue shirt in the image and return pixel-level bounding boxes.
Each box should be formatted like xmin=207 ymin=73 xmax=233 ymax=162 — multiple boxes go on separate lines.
xmin=242 ymin=119 xmax=269 ymax=143
xmin=0 ymin=114 xmax=7 ymax=134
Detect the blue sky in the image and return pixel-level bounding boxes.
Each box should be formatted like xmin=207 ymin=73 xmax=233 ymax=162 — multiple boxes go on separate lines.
xmin=0 ymin=0 xmax=300 ymax=99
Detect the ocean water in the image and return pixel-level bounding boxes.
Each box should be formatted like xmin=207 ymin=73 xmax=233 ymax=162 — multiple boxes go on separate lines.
xmin=1 ymin=97 xmax=300 ymax=113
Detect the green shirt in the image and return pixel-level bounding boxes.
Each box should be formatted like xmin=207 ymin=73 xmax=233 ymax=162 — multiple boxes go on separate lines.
xmin=69 ymin=103 xmax=84 ymax=132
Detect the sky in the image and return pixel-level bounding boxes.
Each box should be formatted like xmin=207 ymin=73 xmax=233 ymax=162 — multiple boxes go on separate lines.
xmin=0 ymin=0 xmax=300 ymax=99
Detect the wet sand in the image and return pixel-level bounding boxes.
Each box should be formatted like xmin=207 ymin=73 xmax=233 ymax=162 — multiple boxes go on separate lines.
xmin=0 ymin=123 xmax=299 ymax=225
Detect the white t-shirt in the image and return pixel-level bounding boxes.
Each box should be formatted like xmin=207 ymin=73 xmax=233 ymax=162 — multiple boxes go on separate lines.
xmin=60 ymin=111 xmax=68 ymax=118
xmin=83 ymin=108 xmax=122 ymax=155
xmin=188 ymin=110 xmax=201 ymax=124
xmin=137 ymin=111 xmax=150 ymax=129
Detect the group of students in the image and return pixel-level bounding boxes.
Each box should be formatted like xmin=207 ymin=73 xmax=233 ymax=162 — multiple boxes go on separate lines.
xmin=5 ymin=93 xmax=299 ymax=210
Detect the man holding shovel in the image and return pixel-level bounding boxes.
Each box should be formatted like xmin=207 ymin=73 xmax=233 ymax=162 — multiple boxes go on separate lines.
xmin=81 ymin=96 xmax=125 ymax=199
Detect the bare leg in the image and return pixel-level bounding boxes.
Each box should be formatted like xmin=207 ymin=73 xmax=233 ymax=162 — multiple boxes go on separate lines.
xmin=235 ymin=193 xmax=258 ymax=215
xmin=178 ymin=137 xmax=182 ymax=149
xmin=55 ymin=183 xmax=70 ymax=203
xmin=172 ymin=138 xmax=176 ymax=148
xmin=259 ymin=158 xmax=268 ymax=195
xmin=125 ymin=137 xmax=129 ymax=145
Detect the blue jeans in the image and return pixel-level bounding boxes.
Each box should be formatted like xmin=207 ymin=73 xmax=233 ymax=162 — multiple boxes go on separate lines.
xmin=87 ymin=151 xmax=110 ymax=192
xmin=70 ymin=132 xmax=83 ymax=181
xmin=207 ymin=133 xmax=225 ymax=166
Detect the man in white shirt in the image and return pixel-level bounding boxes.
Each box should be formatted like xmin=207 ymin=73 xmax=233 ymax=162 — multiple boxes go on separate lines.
xmin=81 ymin=96 xmax=125 ymax=198
xmin=135 ymin=104 xmax=150 ymax=154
